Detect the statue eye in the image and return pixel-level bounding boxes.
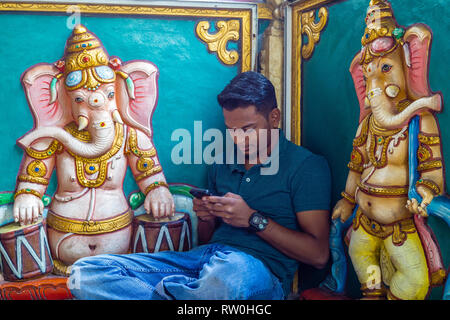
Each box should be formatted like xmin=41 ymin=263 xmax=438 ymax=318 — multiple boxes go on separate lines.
xmin=381 ymin=64 xmax=392 ymax=73
xmin=75 ymin=97 xmax=84 ymax=103
xmin=107 ymin=92 xmax=115 ymax=99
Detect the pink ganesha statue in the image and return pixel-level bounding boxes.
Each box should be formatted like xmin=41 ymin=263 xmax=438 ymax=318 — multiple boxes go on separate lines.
xmin=12 ymin=25 xmax=174 ymax=274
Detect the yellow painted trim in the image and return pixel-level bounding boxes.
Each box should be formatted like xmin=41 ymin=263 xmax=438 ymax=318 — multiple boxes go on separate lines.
xmin=290 ymin=0 xmax=334 ymax=145
xmin=257 ymin=3 xmax=273 ymax=20
xmin=0 ymin=2 xmax=253 ymax=72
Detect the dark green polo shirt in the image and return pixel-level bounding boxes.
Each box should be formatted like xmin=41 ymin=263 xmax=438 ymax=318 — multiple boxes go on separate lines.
xmin=208 ymin=130 xmax=331 ymax=296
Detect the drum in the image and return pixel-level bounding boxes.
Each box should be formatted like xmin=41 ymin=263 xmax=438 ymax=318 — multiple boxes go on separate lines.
xmin=0 ymin=218 xmax=53 ymax=281
xmin=131 ymin=212 xmax=192 ymax=253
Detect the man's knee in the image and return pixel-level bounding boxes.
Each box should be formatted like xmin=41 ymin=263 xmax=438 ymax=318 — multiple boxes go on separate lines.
xmin=68 ymin=254 xmax=123 ymax=297
xmin=209 ymin=251 xmax=279 ymax=298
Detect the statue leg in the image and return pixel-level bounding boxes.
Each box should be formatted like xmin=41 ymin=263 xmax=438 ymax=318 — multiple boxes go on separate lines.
xmin=348 ymin=225 xmax=385 ymax=298
xmin=383 ymin=229 xmax=429 ymax=300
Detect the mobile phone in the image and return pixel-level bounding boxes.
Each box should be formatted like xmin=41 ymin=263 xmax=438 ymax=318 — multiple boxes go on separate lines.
xmin=189 ymin=187 xmax=217 ymax=199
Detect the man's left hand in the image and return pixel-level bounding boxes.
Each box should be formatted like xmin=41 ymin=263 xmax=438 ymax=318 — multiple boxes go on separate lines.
xmin=204 ymin=193 xmax=256 ymax=228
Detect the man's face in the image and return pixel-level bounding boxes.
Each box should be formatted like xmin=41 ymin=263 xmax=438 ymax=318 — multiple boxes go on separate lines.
xmin=223 ymin=105 xmax=279 ymax=160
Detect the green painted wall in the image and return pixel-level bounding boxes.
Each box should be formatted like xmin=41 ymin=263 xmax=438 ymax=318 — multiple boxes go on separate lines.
xmin=301 ymin=0 xmax=449 ymax=299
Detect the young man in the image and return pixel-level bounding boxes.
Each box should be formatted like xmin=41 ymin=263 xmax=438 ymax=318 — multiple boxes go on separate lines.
xmin=68 ymin=71 xmax=331 ymax=300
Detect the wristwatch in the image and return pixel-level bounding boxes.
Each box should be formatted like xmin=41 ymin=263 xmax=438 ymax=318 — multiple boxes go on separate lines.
xmin=248 ymin=211 xmax=269 ymax=232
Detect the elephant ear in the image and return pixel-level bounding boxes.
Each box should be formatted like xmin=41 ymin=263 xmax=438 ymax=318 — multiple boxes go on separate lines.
xmin=404 ymin=24 xmax=432 ymax=100
xmin=349 ymin=52 xmax=370 ymax=123
xmin=21 ymin=64 xmax=71 ymax=128
xmin=117 ymin=61 xmax=159 ymax=138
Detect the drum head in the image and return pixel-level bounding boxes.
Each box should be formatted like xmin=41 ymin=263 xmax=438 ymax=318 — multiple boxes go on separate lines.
xmin=0 ymin=217 xmax=43 ymax=234
xmin=135 ymin=212 xmax=185 ymax=223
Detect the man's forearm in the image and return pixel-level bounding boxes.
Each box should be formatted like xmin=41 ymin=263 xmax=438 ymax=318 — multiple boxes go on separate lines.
xmin=257 ymin=218 xmax=329 ymax=269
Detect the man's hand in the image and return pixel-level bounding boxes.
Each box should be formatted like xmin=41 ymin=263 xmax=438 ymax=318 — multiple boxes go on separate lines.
xmin=192 ymin=197 xmax=216 ymax=221
xmin=204 ymin=193 xmax=255 ymax=228
xmin=144 ymin=187 xmax=175 ymax=219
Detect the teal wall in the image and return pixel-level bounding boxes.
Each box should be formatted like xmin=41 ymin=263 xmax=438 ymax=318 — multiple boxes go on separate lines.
xmin=0 ymin=13 xmax=242 ymax=197
xmin=301 ymin=0 xmax=449 ymax=299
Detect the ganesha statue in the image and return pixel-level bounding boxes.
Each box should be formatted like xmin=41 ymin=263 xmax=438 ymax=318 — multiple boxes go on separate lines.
xmin=12 ymin=25 xmax=174 ymax=274
xmin=332 ymin=0 xmax=447 ymax=300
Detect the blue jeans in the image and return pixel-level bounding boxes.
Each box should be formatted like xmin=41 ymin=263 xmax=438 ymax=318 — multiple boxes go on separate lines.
xmin=68 ymin=243 xmax=285 ymax=300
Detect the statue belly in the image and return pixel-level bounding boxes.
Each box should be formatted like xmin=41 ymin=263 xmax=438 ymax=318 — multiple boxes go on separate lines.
xmin=357 ymin=164 xmax=411 ymax=224
xmin=356 ymin=192 xmax=411 ymax=224
xmin=48 ymin=225 xmax=132 ymax=265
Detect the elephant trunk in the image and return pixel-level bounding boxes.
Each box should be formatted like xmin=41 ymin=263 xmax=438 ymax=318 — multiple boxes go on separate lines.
xmin=18 ymin=120 xmax=116 ymax=158
xmin=369 ymin=90 xmax=442 ymax=129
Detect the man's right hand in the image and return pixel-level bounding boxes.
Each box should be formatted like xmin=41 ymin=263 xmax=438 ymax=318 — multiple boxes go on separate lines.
xmin=192 ymin=197 xmax=216 ymax=221
xmin=331 ymin=198 xmax=355 ymax=223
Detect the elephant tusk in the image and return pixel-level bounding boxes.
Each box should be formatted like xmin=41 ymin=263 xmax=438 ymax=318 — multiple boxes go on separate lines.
xmin=78 ymin=116 xmax=89 ymax=131
xmin=112 ymin=109 xmax=123 ymax=124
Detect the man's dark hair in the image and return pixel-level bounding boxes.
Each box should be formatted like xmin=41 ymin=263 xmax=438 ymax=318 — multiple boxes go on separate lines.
xmin=217 ymin=71 xmax=277 ymax=117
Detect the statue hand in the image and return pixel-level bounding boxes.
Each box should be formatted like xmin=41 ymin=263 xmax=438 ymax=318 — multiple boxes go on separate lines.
xmin=13 ymin=194 xmax=44 ymax=226
xmin=406 ymin=185 xmax=435 ymax=217
xmin=144 ymin=187 xmax=175 ymax=219
xmin=331 ymin=199 xmax=355 ymax=223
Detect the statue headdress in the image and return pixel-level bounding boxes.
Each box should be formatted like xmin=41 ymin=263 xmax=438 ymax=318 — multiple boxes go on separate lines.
xmin=49 ymin=25 xmax=135 ymax=103
xmin=359 ymin=0 xmax=406 ymax=65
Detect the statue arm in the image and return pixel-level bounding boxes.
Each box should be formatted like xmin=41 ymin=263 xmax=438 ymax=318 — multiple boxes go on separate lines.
xmin=14 ymin=138 xmax=57 ymax=225
xmin=417 ymin=112 xmax=445 ymax=193
xmin=126 ymin=128 xmax=174 ymax=218
xmin=332 ymin=118 xmax=369 ymax=221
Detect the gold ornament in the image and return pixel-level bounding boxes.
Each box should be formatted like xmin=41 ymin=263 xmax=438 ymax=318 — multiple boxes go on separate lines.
xmin=417 ymin=159 xmax=443 ymax=172
xmin=136 ymin=157 xmax=155 ymax=173
xmin=341 ymin=191 xmax=356 ymax=205
xmin=64 ymin=122 xmax=124 ymax=188
xmin=64 ymin=121 xmax=91 ymax=142
xmin=14 ymin=188 xmax=42 ymax=200
xmin=18 ymin=175 xmax=49 ymax=185
xmin=63 ymin=25 xmax=115 ymax=91
xmin=348 ymin=148 xmax=364 ymax=173
xmin=128 ymin=128 xmax=156 ymax=158
xmin=47 ymin=209 xmax=133 ymax=235
xmin=53 ymin=259 xmax=72 ymax=277
xmin=353 ymin=209 xmax=416 ymax=246
xmin=416 ymin=179 xmax=441 ymax=196
xmin=301 ymin=7 xmax=328 ymax=60
xmin=25 ymin=140 xmax=63 ymax=159
xmin=418 ymin=133 xmax=441 ymax=146
xmin=367 ymin=115 xmax=406 ymax=169
xmin=359 ymin=0 xmax=404 ymax=65
xmin=26 ymin=160 xmax=47 ymax=177
xmin=144 ymin=181 xmax=169 ymax=195
xmin=127 ymin=128 xmax=161 ymax=181
xmin=357 ymin=180 xmax=408 ymax=197
xmin=196 ymin=20 xmax=240 ymax=66
xmin=417 ymin=145 xmax=432 ymax=163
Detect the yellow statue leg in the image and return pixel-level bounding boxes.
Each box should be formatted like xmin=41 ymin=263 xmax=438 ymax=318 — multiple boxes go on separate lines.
xmin=383 ymin=230 xmax=430 ymax=300
xmin=348 ymin=225 xmax=386 ymax=298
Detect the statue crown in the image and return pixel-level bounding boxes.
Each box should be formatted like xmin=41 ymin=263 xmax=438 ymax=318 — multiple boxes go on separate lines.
xmin=62 ymin=24 xmax=115 ymax=91
xmin=359 ymin=0 xmax=404 ymax=65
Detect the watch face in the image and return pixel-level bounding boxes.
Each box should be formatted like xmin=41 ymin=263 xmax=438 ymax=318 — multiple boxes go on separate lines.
xmin=250 ymin=213 xmax=268 ymax=231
